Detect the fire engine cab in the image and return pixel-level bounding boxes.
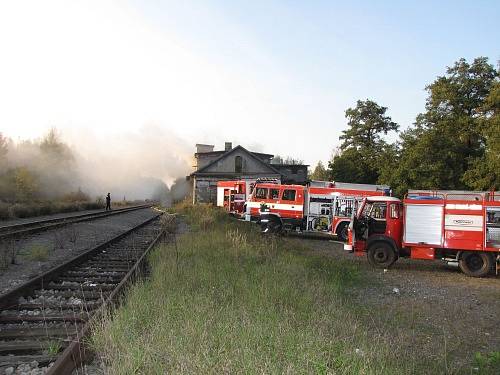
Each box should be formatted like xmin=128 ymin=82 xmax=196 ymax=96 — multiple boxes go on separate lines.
xmin=245 ymin=181 xmax=390 ymax=240
xmin=345 ymin=190 xmax=500 ymax=277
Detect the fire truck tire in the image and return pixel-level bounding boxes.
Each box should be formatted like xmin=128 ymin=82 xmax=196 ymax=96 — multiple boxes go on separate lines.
xmin=336 ymin=222 xmax=349 ymax=242
xmin=367 ymin=242 xmax=397 ymax=269
xmin=458 ymin=252 xmax=494 ymax=277
xmin=261 ymin=217 xmax=282 ymax=234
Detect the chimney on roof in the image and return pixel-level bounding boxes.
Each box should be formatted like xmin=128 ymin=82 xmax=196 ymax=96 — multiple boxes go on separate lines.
xmin=196 ymin=144 xmax=214 ymax=153
xmin=225 ymin=142 xmax=232 ymax=151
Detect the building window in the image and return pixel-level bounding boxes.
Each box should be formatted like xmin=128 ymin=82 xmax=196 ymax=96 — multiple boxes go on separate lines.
xmin=235 ymin=156 xmax=242 ymax=173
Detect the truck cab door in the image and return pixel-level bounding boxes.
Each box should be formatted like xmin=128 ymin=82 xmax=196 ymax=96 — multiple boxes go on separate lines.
xmin=357 ymin=201 xmax=387 ymax=238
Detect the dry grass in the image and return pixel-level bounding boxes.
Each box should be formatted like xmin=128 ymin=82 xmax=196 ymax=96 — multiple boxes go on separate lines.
xmin=159 ymin=214 xmax=177 ymax=234
xmin=0 ymin=200 xmax=105 ymax=220
xmin=90 ymin=204 xmax=450 ymax=374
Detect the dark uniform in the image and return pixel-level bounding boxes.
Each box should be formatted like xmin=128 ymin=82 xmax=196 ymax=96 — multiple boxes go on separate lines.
xmin=106 ymin=193 xmax=111 ymax=211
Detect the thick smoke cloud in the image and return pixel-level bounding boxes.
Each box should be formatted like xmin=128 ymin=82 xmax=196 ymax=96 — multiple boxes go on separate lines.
xmin=1 ymin=125 xmax=192 ymax=205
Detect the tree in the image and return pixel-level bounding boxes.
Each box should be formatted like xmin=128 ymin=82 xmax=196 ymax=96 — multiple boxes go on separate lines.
xmin=386 ymin=57 xmax=499 ymax=194
xmin=309 ymin=161 xmax=329 ymax=181
xmin=340 ymin=99 xmax=398 ymax=150
xmin=271 ymin=155 xmax=304 ymax=165
xmin=37 ymin=128 xmax=78 ymax=199
xmin=330 ymin=99 xmax=398 ymax=184
xmin=329 ymin=148 xmax=379 ymax=183
xmin=462 ymin=80 xmax=500 ymax=190
xmin=15 ymin=167 xmax=38 ymax=201
xmin=40 ymin=128 xmax=73 ymax=160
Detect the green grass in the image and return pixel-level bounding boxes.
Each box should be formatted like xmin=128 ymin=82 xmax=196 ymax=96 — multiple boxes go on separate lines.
xmin=473 ymin=352 xmax=500 ymax=375
xmin=90 ymin=204 xmax=443 ymax=374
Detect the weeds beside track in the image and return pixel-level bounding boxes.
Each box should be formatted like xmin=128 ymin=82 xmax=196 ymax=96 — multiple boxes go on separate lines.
xmin=91 ymin=204 xmax=450 ymax=374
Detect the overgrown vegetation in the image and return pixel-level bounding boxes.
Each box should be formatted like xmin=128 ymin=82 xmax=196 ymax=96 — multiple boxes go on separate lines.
xmin=0 ymin=129 xmax=105 ymax=219
xmin=317 ymin=57 xmax=499 ymax=195
xmin=91 ymin=204 xmax=455 ymax=374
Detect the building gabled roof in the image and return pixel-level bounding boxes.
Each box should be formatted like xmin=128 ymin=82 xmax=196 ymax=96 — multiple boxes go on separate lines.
xmin=191 ymin=145 xmax=281 ymax=176
xmin=195 ymin=150 xmax=274 ymax=158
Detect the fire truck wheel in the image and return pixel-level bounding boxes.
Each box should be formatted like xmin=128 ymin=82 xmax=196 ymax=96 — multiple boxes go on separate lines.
xmin=458 ymin=252 xmax=493 ymax=277
xmin=336 ymin=222 xmax=349 ymax=242
xmin=367 ymin=242 xmax=397 ymax=269
xmin=261 ymin=218 xmax=282 ymax=234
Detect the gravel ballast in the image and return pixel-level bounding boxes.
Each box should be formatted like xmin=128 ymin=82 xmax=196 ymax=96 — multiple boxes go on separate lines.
xmin=0 ymin=208 xmax=159 ymax=295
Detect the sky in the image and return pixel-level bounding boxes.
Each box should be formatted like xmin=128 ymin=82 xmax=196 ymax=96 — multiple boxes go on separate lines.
xmin=0 ymin=0 xmax=499 ymax=172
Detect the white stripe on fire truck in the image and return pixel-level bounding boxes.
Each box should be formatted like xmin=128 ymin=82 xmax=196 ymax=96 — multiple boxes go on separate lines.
xmin=445 ymin=204 xmax=482 ymax=210
xmin=246 ymin=202 xmax=303 ymax=212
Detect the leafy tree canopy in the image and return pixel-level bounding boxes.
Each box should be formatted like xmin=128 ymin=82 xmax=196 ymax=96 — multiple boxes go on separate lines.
xmin=383 ymin=57 xmax=499 ymax=194
xmin=340 ymin=99 xmax=398 ymax=151
xmin=309 ymin=161 xmax=329 ymax=181
xmin=330 ymin=99 xmax=398 ymax=184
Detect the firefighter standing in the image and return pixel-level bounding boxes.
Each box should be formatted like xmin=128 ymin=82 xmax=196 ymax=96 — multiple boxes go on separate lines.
xmin=106 ymin=193 xmax=111 ymax=211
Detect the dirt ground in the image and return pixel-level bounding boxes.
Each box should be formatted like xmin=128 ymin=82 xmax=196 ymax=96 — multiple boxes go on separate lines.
xmin=298 ymin=236 xmax=500 ymax=371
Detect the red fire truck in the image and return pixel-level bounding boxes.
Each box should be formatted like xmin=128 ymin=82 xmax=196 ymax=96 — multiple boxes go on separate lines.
xmin=344 ymin=190 xmax=500 ymax=277
xmin=245 ymin=181 xmax=390 ymax=240
xmin=217 ymin=178 xmax=280 ymax=216
xmin=217 ymin=180 xmax=248 ymax=215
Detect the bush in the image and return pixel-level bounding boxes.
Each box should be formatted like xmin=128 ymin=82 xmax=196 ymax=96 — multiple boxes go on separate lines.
xmin=62 ymin=188 xmax=90 ymax=203
xmin=0 ymin=198 xmax=106 ymax=221
xmin=8 ymin=203 xmax=36 ymax=218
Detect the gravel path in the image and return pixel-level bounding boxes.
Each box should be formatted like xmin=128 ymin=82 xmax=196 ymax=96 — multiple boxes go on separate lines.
xmin=0 ymin=208 xmax=159 ymax=295
xmin=299 ymin=237 xmax=500 ymax=370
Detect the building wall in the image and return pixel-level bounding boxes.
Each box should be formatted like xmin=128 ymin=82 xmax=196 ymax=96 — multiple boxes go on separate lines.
xmin=196 ymin=154 xmax=222 ymax=170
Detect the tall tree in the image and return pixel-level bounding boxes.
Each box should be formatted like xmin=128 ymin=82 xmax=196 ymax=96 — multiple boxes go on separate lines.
xmin=385 ymin=57 xmax=499 ymax=195
xmin=462 ymin=80 xmax=500 ymax=190
xmin=330 ymin=99 xmax=398 ymax=184
xmin=309 ymin=161 xmax=329 ymax=181
xmin=340 ymin=99 xmax=398 ymax=151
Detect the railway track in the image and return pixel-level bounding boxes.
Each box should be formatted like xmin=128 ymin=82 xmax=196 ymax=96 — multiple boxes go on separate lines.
xmin=0 ymin=212 xmax=168 ymax=374
xmin=0 ymin=204 xmax=154 ymax=241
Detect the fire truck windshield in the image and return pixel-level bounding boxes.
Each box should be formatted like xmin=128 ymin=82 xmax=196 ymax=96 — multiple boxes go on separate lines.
xmin=360 ymin=202 xmax=387 ymax=219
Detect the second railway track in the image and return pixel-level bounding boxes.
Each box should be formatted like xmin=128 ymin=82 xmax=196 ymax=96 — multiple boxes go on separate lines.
xmin=0 ymin=211 xmax=169 ymax=374
xmin=0 ymin=204 xmax=154 ymax=240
